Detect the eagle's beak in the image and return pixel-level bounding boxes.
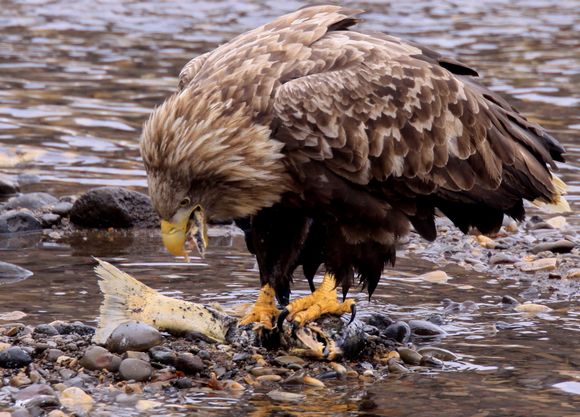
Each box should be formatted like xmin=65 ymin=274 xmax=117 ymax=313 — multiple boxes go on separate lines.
xmin=161 ymin=206 xmax=208 ymax=261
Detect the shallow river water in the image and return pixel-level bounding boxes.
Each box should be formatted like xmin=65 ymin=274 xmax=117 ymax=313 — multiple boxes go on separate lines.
xmin=1 ymin=0 xmax=579 ymax=416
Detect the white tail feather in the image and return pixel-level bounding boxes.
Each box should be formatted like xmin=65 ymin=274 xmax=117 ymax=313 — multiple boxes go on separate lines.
xmin=532 ymin=173 xmax=571 ymax=214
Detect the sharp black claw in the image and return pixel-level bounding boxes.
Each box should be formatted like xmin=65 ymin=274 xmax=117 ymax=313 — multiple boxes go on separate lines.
xmin=347 ymin=304 xmax=357 ymax=326
xmin=276 ymin=309 xmax=290 ymax=332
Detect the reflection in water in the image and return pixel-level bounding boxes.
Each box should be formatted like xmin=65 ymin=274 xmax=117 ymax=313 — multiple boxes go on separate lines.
xmin=0 ymin=1 xmax=579 ymax=415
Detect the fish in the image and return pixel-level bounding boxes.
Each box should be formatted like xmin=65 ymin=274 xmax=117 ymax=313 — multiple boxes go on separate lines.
xmin=93 ymin=259 xmax=366 ymax=359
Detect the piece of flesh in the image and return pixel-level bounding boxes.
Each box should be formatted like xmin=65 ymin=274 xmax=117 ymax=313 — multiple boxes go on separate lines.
xmin=278 ymin=273 xmax=355 ymax=328
xmin=238 ymin=284 xmax=280 ymax=329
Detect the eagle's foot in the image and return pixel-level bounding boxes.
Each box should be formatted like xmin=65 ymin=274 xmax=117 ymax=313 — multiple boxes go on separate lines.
xmin=277 ymin=273 xmax=356 ymax=329
xmin=238 ymin=284 xmax=280 ymax=330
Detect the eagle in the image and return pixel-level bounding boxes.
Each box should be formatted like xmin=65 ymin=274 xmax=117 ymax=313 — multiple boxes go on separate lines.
xmin=140 ymin=6 xmax=568 ymax=329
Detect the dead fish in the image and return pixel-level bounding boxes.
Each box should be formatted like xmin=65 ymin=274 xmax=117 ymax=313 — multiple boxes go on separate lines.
xmin=93 ymin=259 xmax=366 ymax=359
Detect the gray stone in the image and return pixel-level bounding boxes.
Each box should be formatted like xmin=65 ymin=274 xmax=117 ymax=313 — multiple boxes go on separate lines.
xmin=408 ymin=320 xmax=446 ymax=336
xmin=123 ymin=351 xmax=150 ymax=362
xmin=70 ymin=187 xmax=159 ymax=229
xmin=530 ymin=239 xmax=575 ymax=254
xmin=0 ymin=173 xmax=19 ymax=195
xmin=501 ymin=295 xmax=520 ymax=307
xmin=80 ymin=346 xmax=121 ymax=371
xmin=119 ymin=358 xmax=152 ymax=382
xmin=45 ymin=349 xmax=65 ymax=362
xmin=397 ymin=347 xmax=423 ymax=365
xmin=175 ymin=352 xmax=204 ymax=374
xmin=51 ymin=201 xmax=73 ymax=216
xmin=3 ymin=193 xmax=58 ymax=211
xmin=34 ymin=324 xmax=59 ymax=336
xmin=106 ymin=321 xmax=163 ymax=353
xmin=148 ymin=346 xmax=176 ymax=365
xmin=52 ymin=321 xmax=95 ymax=336
xmin=0 ymin=210 xmax=43 ymax=234
xmin=383 ymin=321 xmax=411 ymax=344
xmin=417 ymin=347 xmax=458 ymax=361
xmin=0 ymin=346 xmax=33 ymax=368
xmin=39 ymin=213 xmax=61 ymax=227
xmin=12 ymin=384 xmax=56 ymax=402
xmin=490 ymin=254 xmax=519 ymax=265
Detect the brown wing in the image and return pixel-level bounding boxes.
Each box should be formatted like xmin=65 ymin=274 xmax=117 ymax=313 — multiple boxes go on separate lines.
xmin=273 ymin=30 xmax=565 ymax=236
xmin=178 ymin=51 xmax=211 ymax=90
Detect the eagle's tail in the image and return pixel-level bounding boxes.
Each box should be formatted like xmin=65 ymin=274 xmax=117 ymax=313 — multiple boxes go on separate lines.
xmin=531 ymin=173 xmax=571 ymax=213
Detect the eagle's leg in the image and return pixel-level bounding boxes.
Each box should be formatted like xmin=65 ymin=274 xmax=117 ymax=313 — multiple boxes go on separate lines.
xmin=278 ymin=272 xmax=355 ymax=328
xmin=238 ymin=284 xmax=280 ymax=329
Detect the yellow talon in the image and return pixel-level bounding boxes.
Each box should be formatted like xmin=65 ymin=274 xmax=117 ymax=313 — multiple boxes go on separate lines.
xmin=238 ymin=284 xmax=280 ymax=329
xmin=282 ymin=273 xmax=355 ymax=326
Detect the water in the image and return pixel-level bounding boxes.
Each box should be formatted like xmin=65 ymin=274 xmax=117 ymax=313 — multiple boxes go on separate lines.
xmin=0 ymin=1 xmax=579 ymax=415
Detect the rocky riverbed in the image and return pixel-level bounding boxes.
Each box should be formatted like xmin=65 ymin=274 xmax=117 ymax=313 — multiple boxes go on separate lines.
xmin=1 ymin=186 xmax=579 ymax=416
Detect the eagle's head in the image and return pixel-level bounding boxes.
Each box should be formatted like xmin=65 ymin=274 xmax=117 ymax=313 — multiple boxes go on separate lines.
xmin=140 ymin=89 xmax=289 ymax=260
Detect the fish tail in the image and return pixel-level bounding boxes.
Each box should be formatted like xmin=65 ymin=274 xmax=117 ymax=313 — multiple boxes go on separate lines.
xmin=532 ymin=173 xmax=571 ymax=213
xmin=93 ymin=258 xmax=160 ymax=344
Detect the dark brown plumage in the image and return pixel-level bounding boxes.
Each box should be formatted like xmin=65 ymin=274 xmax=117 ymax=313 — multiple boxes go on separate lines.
xmin=140 ymin=6 xmax=567 ymax=307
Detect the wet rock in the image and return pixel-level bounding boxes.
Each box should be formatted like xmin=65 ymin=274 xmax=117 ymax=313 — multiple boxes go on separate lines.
xmin=80 ymin=346 xmax=121 ymax=371
xmin=173 ymin=377 xmax=194 ymax=389
xmin=387 ymin=359 xmax=411 ymax=374
xmin=45 ymin=349 xmax=65 ymax=362
xmin=39 ymin=213 xmax=61 ymax=227
xmin=51 ymin=202 xmax=73 ymax=217
xmin=0 ymin=174 xmax=19 ymax=195
xmin=530 ymin=240 xmax=575 ymax=254
xmin=408 ymin=320 xmax=446 ymax=337
xmin=489 ymin=254 xmax=519 ymax=265
xmin=501 ymin=295 xmax=520 ymax=307
xmin=148 ymin=346 xmax=176 ymax=365
xmin=10 ymin=372 xmax=32 ymax=387
xmin=0 ymin=346 xmax=33 ymax=368
xmin=13 ymin=383 xmax=57 ymax=403
xmin=267 ymin=390 xmax=305 ymax=403
xmin=0 ymin=210 xmax=43 ymax=233
xmin=417 ymin=347 xmax=458 ymax=361
xmin=383 ymin=321 xmax=411 ymax=343
xmin=517 ymin=258 xmax=558 ymax=272
xmin=257 ymin=374 xmax=282 ymax=383
xmin=274 ymin=355 xmax=306 ymax=367
xmin=419 ymin=270 xmax=450 ymax=283
xmin=420 ymin=356 xmax=444 ymax=368
xmin=514 ymin=303 xmax=552 ymax=314
xmin=175 ymin=352 xmax=204 ymax=374
xmin=397 ymin=347 xmax=422 ymax=365
xmin=3 ymin=193 xmax=58 ymax=211
xmin=119 ymin=358 xmax=152 ymax=382
xmin=565 ymin=269 xmax=580 ymax=279
xmin=51 ymin=321 xmax=95 ymax=336
xmin=124 ymin=351 xmax=150 ymax=362
xmin=9 ymin=409 xmax=31 ymax=417
xmin=59 ymin=387 xmax=94 ymax=413
xmin=545 ymin=216 xmax=567 ymax=229
xmin=70 ymin=187 xmax=158 ymax=228
xmin=366 ymin=313 xmax=393 ymax=330
xmin=303 ymin=375 xmax=325 ymax=387
xmin=34 ymin=324 xmax=59 ymax=336
xmin=106 ymin=321 xmax=163 ymax=353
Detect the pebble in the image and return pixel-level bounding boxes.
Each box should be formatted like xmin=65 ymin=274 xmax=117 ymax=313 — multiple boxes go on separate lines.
xmin=0 ymin=346 xmax=33 ymax=368
xmin=60 ymin=387 xmax=94 ymax=413
xmin=80 ymin=345 xmax=122 ymax=371
xmin=51 ymin=202 xmax=73 ymax=217
xmin=476 ymin=235 xmax=496 ymax=248
xmin=267 ymin=390 xmax=305 ymax=403
xmin=256 ymin=374 xmax=282 ymax=383
xmin=418 ymin=270 xmax=450 ymax=283
xmin=106 ymin=321 xmax=163 ymax=353
xmin=119 ymin=358 xmax=153 ymax=382
xmin=565 ymin=269 xmax=580 ymax=279
xmin=13 ymin=383 xmax=57 ymax=404
xmin=397 ymin=347 xmax=423 ymax=365
xmin=52 ymin=321 xmax=95 ymax=336
xmin=34 ymin=324 xmax=59 ymax=336
xmin=489 ymin=254 xmax=519 ymax=265
xmin=124 ymin=351 xmax=150 ymax=362
xmin=148 ymin=346 xmax=176 ymax=365
xmin=420 ymin=356 xmax=444 ymax=368
xmin=0 ymin=210 xmax=43 ymax=234
xmin=303 ymin=375 xmax=325 ymax=387
xmin=387 ymin=359 xmax=411 ymax=374
xmin=135 ymin=399 xmax=162 ymax=412
xmin=329 ymin=362 xmax=347 ymax=375
xmin=408 ymin=320 xmax=446 ymax=336
xmin=175 ymin=352 xmax=204 ymax=374
xmin=530 ymin=240 xmax=575 ymax=254
xmin=47 ymin=411 xmax=68 ymax=417
xmin=514 ymin=303 xmax=552 ymax=314
xmin=545 ymin=216 xmax=567 ymax=229
xmin=3 ymin=193 xmax=58 ymax=211
xmin=0 ymin=311 xmax=27 ymax=321
xmin=40 ymin=213 xmax=61 ymax=227
xmin=0 ymin=173 xmax=19 ymax=195
xmin=45 ymin=349 xmax=65 ymax=362
xmin=366 ymin=313 xmax=393 ymax=330
xmin=9 ymin=372 xmax=32 ymax=387
xmin=274 ymin=355 xmax=306 ymax=367
xmin=517 ymin=258 xmax=558 ymax=272
xmin=250 ymin=367 xmax=286 ymax=376
xmin=383 ymin=321 xmax=411 ymax=343
xmin=417 ymin=347 xmax=458 ymax=361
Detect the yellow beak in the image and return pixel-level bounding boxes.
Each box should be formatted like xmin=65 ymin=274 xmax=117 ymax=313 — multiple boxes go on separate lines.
xmin=160 ymin=206 xmax=208 ymax=260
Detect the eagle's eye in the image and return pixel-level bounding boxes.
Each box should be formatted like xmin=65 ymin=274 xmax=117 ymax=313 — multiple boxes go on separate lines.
xmin=179 ymin=197 xmax=191 ymax=208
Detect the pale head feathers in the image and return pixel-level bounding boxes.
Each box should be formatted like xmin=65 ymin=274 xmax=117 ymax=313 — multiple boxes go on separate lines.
xmin=140 ymin=89 xmax=290 ymax=221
